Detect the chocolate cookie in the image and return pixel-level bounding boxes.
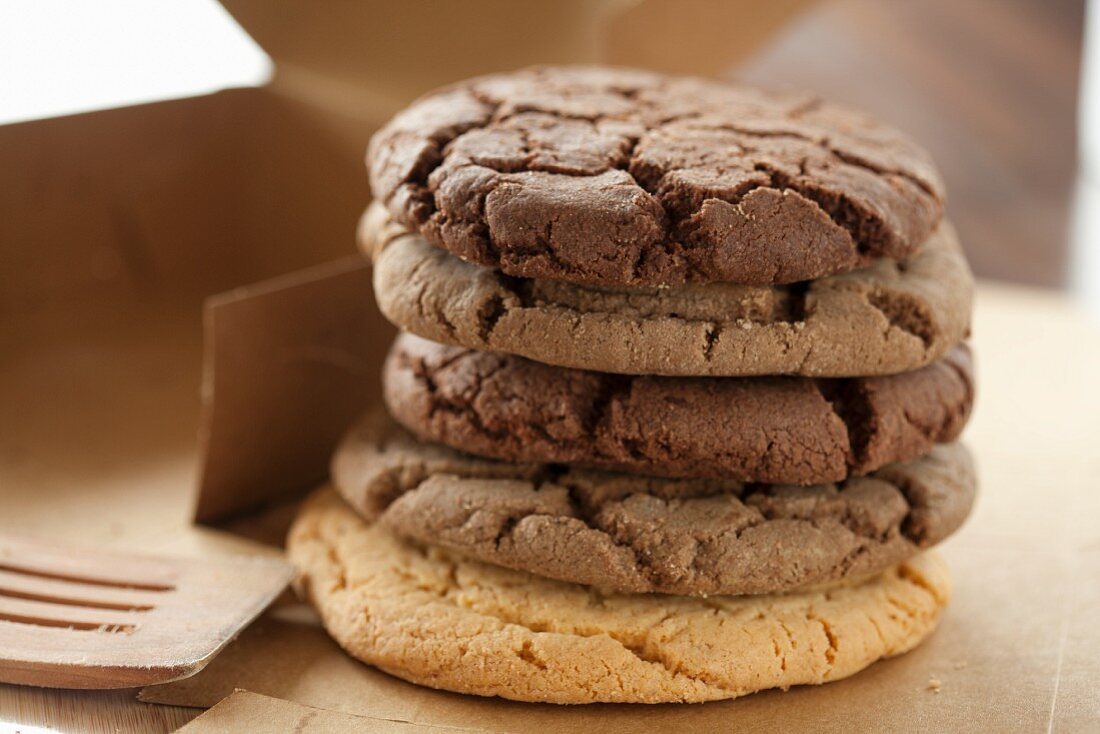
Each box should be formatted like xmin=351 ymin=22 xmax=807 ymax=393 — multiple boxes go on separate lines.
xmin=291 ymin=488 xmax=949 ymax=703
xmin=384 ymin=333 xmax=973 ymax=485
xmin=364 ymin=204 xmax=973 ymax=377
xmin=330 ymin=412 xmax=975 ymax=596
xmin=368 ymin=66 xmax=945 ymax=287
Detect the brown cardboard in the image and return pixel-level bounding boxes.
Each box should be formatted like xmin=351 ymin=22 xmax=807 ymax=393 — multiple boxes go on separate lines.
xmin=178 ymin=691 xmax=478 ymax=733
xmin=195 ymin=256 xmax=388 ymax=523
xmin=602 ymin=0 xmax=812 ymax=75
xmin=220 ymin=0 xmax=811 ymax=108
xmin=0 ymin=88 xmax=371 ymax=317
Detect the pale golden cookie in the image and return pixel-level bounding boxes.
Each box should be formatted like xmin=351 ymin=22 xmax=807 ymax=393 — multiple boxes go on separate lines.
xmin=289 ymin=488 xmax=951 ymax=704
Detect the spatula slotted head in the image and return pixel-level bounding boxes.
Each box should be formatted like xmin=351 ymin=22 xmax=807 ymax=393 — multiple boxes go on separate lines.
xmin=0 ymin=535 xmax=293 ymax=689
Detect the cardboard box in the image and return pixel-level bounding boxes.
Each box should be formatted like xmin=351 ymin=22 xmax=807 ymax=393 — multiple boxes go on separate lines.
xmin=3 ymin=2 xmax=1099 ymax=731
xmin=2 ymin=0 xmax=812 ymax=531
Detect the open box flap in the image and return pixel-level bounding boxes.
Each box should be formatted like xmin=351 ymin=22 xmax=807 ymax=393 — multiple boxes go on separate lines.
xmin=194 ymin=255 xmax=391 ymax=523
xmin=218 ymin=0 xmax=815 ymax=123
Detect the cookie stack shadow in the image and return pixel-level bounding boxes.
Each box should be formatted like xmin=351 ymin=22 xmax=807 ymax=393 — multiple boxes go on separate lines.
xmin=288 ymin=67 xmax=977 ymax=705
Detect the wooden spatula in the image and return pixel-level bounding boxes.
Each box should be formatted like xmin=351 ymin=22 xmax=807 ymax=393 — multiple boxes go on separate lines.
xmin=0 ymin=534 xmax=294 ymax=689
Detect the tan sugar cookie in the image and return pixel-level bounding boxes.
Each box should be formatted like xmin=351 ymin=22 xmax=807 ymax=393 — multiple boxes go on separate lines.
xmin=331 ymin=412 xmax=974 ymax=596
xmin=363 ymin=204 xmax=972 ymax=377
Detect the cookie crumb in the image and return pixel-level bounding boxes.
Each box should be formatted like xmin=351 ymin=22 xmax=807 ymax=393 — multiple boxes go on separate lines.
xmin=927 ymin=677 xmax=942 ymax=693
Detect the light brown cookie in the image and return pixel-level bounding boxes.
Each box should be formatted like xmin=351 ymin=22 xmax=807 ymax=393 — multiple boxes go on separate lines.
xmin=368 ymin=66 xmax=945 ymax=287
xmin=289 ymin=487 xmax=951 ymax=704
xmin=384 ymin=332 xmax=974 ymax=484
xmin=331 ymin=412 xmax=975 ymax=596
xmin=363 ymin=203 xmax=973 ymax=377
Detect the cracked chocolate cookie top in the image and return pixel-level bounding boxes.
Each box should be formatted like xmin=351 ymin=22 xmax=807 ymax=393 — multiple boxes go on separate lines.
xmin=330 ymin=411 xmax=975 ymax=597
xmin=368 ymin=66 xmax=946 ymax=287
xmin=383 ymin=333 xmax=973 ymax=485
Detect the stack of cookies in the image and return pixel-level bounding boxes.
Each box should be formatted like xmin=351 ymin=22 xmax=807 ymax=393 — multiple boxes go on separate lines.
xmin=288 ymin=67 xmax=977 ymax=705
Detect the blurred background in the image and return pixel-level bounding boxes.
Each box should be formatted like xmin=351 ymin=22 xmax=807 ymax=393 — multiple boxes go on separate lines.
xmin=2 ymin=0 xmax=1091 ymax=312
xmin=740 ymin=0 xmax=1086 ymax=291
xmin=0 ymin=0 xmax=1095 ymax=310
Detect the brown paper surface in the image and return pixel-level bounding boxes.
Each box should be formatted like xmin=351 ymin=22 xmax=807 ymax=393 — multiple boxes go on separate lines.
xmin=194 ymin=256 xmax=392 ymax=523
xmin=139 ymin=540 xmax=1100 ymax=732
xmin=178 ymin=691 xmax=473 ymax=733
xmin=219 ymin=0 xmax=813 ymax=112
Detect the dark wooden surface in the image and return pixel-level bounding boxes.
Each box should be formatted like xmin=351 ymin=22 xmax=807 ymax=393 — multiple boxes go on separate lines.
xmin=736 ymin=0 xmax=1084 ymax=287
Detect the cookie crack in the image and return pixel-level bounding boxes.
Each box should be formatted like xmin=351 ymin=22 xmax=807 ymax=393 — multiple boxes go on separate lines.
xmin=833 ymin=539 xmax=877 ymax=577
xmin=788 ymin=97 xmax=824 ymax=119
xmin=866 ymin=290 xmax=935 ymax=347
xmin=475 ymin=294 xmax=507 ymax=343
xmin=751 ymin=465 xmax=933 ymax=550
xmin=774 ymin=623 xmax=790 ymax=672
xmin=895 ymin=563 xmax=947 ymax=604
xmin=828 ymin=147 xmax=939 ymax=199
xmin=409 ymin=351 xmax=619 ymax=457
xmin=417 ymin=358 xmax=512 ymax=442
xmin=584 ymin=373 xmax=634 ymax=436
xmin=744 ymin=162 xmax=891 ymax=258
xmin=784 ymin=281 xmax=812 ymax=322
xmin=816 ymin=379 xmax=875 ymax=471
xmin=864 ymin=611 xmax=888 ymax=649
xmin=686 ymin=119 xmax=939 ymax=200
xmin=806 ymin=610 xmax=838 ymax=674
xmin=702 ymin=322 xmax=722 ymax=362
xmin=515 ymin=639 xmax=548 ymax=670
xmin=604 ymin=631 xmax=742 ymax=695
xmin=901 ymin=405 xmax=950 ymax=447
xmin=634 ymin=139 xmax=926 ymax=266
